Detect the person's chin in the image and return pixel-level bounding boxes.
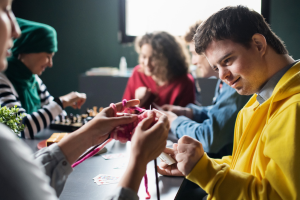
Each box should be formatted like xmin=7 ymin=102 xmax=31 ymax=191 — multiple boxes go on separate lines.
xmin=35 ymin=70 xmax=43 ymax=76
xmin=144 ymin=70 xmax=153 ymax=76
xmin=0 ymin=60 xmax=7 ymax=72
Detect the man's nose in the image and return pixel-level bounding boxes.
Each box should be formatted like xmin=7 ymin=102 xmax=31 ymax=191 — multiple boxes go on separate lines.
xmin=219 ymin=67 xmax=231 ymax=81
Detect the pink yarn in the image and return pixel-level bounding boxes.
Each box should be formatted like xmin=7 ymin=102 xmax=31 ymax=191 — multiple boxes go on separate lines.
xmin=71 ymin=138 xmax=113 ymax=168
xmin=144 ymin=173 xmax=151 ymax=199
xmin=109 ymin=99 xmax=151 ymax=143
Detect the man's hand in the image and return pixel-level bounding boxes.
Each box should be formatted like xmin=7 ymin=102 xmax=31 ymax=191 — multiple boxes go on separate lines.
xmin=164 ymin=111 xmax=178 ymax=125
xmin=157 ymin=146 xmax=184 ymax=176
xmin=158 ymin=136 xmax=204 ymax=176
xmin=176 ymin=136 xmax=204 ymax=175
xmin=161 ymin=104 xmax=193 ymax=119
xmin=59 ymin=91 xmax=86 ymax=109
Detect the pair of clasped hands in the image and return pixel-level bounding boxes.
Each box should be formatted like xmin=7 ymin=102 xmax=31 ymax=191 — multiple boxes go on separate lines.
xmin=58 ymin=99 xmax=204 ymax=193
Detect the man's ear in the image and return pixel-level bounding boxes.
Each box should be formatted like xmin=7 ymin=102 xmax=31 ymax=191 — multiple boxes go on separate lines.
xmin=251 ymin=33 xmax=267 ymax=57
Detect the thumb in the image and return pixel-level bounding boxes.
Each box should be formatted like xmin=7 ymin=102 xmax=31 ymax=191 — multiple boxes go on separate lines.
xmin=161 ymin=104 xmax=169 ymax=111
xmin=110 ymin=115 xmax=138 ymax=126
xmin=138 ymin=111 xmax=155 ymax=131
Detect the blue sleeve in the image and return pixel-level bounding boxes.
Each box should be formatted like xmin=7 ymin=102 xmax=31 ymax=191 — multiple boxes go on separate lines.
xmin=186 ymin=103 xmax=213 ymax=123
xmin=171 ymin=83 xmax=251 ymax=154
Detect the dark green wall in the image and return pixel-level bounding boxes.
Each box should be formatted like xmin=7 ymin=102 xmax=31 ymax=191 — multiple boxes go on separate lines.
xmin=12 ymin=0 xmax=300 ymax=112
xmin=12 ymin=0 xmax=138 ymax=111
xmin=270 ymin=0 xmax=300 ymax=59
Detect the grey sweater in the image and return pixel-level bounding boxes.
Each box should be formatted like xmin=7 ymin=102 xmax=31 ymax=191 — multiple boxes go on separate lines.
xmin=0 ymin=123 xmax=138 ymax=200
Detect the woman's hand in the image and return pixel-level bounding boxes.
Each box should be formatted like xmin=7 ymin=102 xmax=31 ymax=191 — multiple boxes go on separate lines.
xmin=79 ymin=99 xmax=141 ymax=146
xmin=58 ymin=99 xmax=140 ymax=165
xmin=118 ymin=109 xmax=169 ymax=193
xmin=59 ymin=91 xmax=87 ymax=109
xmin=130 ymin=109 xmax=169 ymax=165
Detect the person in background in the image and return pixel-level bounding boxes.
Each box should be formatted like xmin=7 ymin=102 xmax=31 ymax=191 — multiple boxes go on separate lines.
xmin=0 ymin=3 xmax=168 ymax=199
xmin=159 ymin=5 xmax=300 ymax=200
xmin=0 ymin=18 xmax=86 ymax=139
xmin=162 ymin=21 xmax=250 ymax=158
xmin=122 ymin=31 xmax=195 ymax=109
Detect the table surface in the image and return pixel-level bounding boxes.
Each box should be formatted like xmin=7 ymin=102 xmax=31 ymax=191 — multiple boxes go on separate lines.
xmin=23 ymin=128 xmax=183 ymax=200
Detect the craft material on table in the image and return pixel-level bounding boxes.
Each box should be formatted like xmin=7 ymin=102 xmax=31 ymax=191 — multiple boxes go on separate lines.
xmin=46 ymin=133 xmax=69 ymax=146
xmin=159 ymin=152 xmax=176 ymax=165
xmin=37 ymin=133 xmax=69 ymax=149
xmin=93 ymin=174 xmax=120 ymax=185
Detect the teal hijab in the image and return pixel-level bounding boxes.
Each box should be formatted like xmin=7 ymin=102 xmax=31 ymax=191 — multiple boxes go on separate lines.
xmin=5 ymin=18 xmax=57 ymax=114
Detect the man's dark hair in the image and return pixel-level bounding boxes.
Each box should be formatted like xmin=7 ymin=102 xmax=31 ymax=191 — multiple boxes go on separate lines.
xmin=184 ymin=20 xmax=203 ymax=43
xmin=194 ymin=5 xmax=288 ymax=55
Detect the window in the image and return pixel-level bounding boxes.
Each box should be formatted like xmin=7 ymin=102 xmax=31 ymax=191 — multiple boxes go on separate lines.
xmin=119 ymin=0 xmax=270 ymax=43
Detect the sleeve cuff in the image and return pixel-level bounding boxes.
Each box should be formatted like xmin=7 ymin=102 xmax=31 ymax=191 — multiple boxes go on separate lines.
xmin=47 ymin=143 xmax=73 ymax=175
xmin=35 ymin=143 xmax=73 ymax=176
xmin=186 ymin=153 xmax=211 ymax=188
xmin=171 ymin=116 xmax=192 ymax=135
xmin=186 ymin=153 xmax=230 ymax=191
xmin=53 ymin=97 xmax=64 ymax=109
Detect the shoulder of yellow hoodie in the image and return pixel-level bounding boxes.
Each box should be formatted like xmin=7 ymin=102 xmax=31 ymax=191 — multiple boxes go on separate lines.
xmin=267 ymin=61 xmax=300 ymax=122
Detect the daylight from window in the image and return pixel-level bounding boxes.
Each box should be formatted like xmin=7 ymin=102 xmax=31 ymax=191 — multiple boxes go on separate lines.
xmin=126 ymin=0 xmax=261 ymax=36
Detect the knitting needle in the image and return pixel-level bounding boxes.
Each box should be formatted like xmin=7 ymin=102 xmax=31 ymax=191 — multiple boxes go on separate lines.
xmin=151 ymin=104 xmax=160 ymax=200
xmin=75 ymin=134 xmax=110 ymax=162
xmin=154 ymin=158 xmax=160 ymax=200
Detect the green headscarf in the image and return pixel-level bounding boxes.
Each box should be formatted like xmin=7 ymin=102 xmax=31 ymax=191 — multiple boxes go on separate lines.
xmin=5 ymin=18 xmax=58 ymax=114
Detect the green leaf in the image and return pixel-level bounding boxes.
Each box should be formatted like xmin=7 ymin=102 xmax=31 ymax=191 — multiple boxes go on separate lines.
xmin=0 ymin=106 xmax=25 ymax=134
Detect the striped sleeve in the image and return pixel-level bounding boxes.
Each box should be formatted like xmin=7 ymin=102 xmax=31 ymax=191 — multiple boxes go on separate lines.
xmin=0 ymin=73 xmax=25 ymax=113
xmin=36 ymin=75 xmax=67 ymax=123
xmin=0 ymin=73 xmax=65 ymax=139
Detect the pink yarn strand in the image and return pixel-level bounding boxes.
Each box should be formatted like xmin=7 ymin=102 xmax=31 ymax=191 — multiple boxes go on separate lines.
xmin=122 ymin=99 xmax=127 ymax=106
xmin=144 ymin=173 xmax=151 ymax=199
xmin=72 ymin=138 xmax=113 ymax=168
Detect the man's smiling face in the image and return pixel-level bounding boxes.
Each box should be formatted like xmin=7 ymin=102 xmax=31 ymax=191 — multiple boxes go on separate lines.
xmin=205 ymin=39 xmax=268 ymax=95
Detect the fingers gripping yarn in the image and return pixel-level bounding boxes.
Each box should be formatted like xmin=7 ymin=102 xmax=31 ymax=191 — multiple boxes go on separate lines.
xmin=109 ymin=99 xmax=149 ymax=143
xmin=73 ymin=99 xmax=152 ymax=199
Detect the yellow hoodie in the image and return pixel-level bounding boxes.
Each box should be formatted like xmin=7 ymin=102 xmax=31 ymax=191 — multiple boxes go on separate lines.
xmin=187 ymin=61 xmax=300 ymax=200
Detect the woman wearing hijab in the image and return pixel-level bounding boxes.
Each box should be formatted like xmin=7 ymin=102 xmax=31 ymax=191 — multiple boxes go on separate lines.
xmin=0 ymin=2 xmax=168 ymax=199
xmin=0 ymin=18 xmax=86 ymax=139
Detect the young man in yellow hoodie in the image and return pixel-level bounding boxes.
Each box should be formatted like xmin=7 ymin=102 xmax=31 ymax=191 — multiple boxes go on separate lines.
xmin=158 ymin=5 xmax=300 ymax=200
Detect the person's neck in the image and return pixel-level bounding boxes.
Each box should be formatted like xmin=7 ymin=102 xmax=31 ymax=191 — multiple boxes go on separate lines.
xmin=264 ymin=47 xmax=295 ymax=80
xmin=152 ymin=76 xmax=167 ymax=86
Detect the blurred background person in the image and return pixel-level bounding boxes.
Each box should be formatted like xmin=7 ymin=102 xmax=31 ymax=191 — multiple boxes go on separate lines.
xmin=122 ymin=31 xmax=195 ymax=109
xmin=0 ymin=18 xmax=86 ymax=139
